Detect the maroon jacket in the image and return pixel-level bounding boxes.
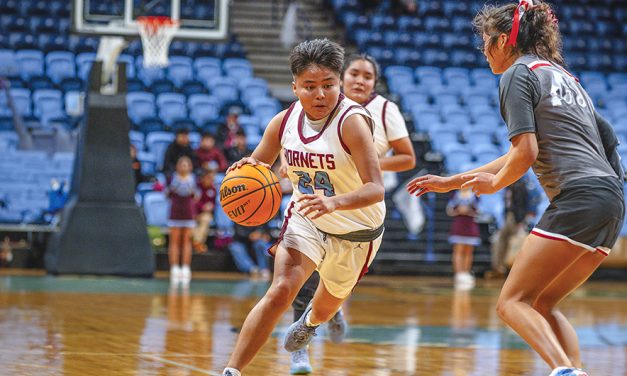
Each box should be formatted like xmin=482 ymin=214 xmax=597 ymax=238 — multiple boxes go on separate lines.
xmin=195 ymin=181 xmax=217 ymax=215
xmin=196 ymin=147 xmax=228 ymax=172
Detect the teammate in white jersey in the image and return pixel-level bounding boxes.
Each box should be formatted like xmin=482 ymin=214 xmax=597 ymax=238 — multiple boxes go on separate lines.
xmin=222 ymin=39 xmax=385 ymax=376
xmin=287 ymin=54 xmax=415 ymax=374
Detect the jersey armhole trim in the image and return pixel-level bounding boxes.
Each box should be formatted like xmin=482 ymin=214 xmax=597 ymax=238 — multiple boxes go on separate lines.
xmin=337 ymin=105 xmax=364 ymax=155
xmin=382 ymin=100 xmax=389 ymax=135
xmin=278 ymin=102 xmax=296 ymax=143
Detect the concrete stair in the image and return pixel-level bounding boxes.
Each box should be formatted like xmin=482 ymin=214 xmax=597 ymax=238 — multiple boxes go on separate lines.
xmin=231 ymin=0 xmax=344 ymax=101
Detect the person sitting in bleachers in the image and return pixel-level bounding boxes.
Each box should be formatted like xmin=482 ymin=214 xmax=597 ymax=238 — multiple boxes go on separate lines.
xmin=192 ymin=165 xmax=217 ymax=254
xmin=163 ymin=127 xmax=197 ymax=177
xmin=130 ymin=144 xmax=152 ymax=188
xmin=224 ymin=129 xmax=250 ymax=165
xmin=195 ymin=132 xmax=228 ymax=172
xmin=217 ymin=107 xmax=242 ymax=148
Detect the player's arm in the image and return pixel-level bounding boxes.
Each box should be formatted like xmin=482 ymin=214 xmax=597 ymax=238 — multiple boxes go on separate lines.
xmin=378 ymin=102 xmax=416 ymax=172
xmin=298 ymin=114 xmax=384 ymax=219
xmin=379 ymin=137 xmax=415 ymax=172
xmin=227 ymin=110 xmax=285 ymax=172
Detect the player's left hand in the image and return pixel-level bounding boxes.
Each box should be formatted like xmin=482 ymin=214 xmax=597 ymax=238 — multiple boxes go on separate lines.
xmin=460 ymin=172 xmax=498 ymax=196
xmin=297 ymin=194 xmax=337 ymax=219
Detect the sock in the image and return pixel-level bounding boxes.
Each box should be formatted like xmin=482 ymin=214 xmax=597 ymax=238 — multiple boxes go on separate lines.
xmin=304 ymin=311 xmax=320 ymax=327
xmin=223 ymin=367 xmax=241 ymax=376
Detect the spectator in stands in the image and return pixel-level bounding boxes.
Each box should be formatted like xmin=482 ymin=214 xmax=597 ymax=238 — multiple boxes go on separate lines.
xmin=195 ymin=132 xmax=228 ymax=172
xmin=163 ymin=128 xmax=196 ymax=177
xmin=130 ymin=144 xmax=151 ymax=187
xmin=227 ymin=223 xmax=272 ymax=280
xmin=0 ymin=236 xmax=12 ymax=267
xmin=218 ymin=107 xmax=242 ymax=148
xmin=486 ymin=176 xmax=536 ymax=279
xmin=192 ymin=165 xmax=218 ymax=254
xmin=224 ymin=129 xmax=250 ymax=165
xmin=446 ymin=188 xmax=480 ymax=289
xmin=408 ymin=2 xmax=625 ymax=375
xmin=167 ymin=156 xmax=199 ymax=285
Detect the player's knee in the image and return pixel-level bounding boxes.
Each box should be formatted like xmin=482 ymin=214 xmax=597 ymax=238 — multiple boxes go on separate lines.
xmin=266 ymin=281 xmax=297 ymax=310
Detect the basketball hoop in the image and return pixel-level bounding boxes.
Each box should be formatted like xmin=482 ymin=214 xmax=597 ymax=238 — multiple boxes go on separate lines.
xmin=137 ymin=16 xmax=179 ymax=68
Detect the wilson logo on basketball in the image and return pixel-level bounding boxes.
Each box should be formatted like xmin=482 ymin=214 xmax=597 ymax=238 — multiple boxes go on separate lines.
xmin=228 ymin=200 xmax=250 ymax=218
xmin=220 ymin=184 xmax=247 ymax=200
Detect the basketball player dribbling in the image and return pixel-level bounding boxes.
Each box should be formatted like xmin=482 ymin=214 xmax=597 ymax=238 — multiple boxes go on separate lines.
xmin=222 ymin=39 xmax=385 ymax=376
xmin=407 ymin=1 xmax=624 ymax=375
xmin=285 ymin=53 xmax=416 ymax=374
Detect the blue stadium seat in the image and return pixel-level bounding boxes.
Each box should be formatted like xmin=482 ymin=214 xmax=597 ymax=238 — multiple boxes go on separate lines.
xmin=76 ymin=52 xmax=97 ymax=81
xmin=443 ymin=146 xmax=472 ymax=173
xmin=156 ymin=93 xmax=187 ymax=127
xmin=470 ymin=68 xmax=497 ymax=87
xmin=8 ymin=90 xmax=31 ymax=117
xmin=143 ymin=191 xmax=169 ymax=227
xmin=187 ymin=94 xmax=221 ymax=127
xmin=443 ymin=67 xmax=470 ymax=87
xmin=16 ymin=49 xmax=44 ymax=80
xmin=129 ymin=130 xmax=145 ymax=151
xmin=223 ymin=58 xmax=253 ymax=79
xmin=415 ymin=66 xmax=442 ymax=87
xmin=126 ymin=92 xmax=156 ymax=124
xmin=464 ymin=128 xmax=494 ymax=146
xmin=149 ymin=78 xmax=177 ymax=96
xmin=429 ymin=128 xmax=459 ymax=151
xmin=117 ymin=54 xmax=136 ymax=77
xmin=137 ymin=117 xmax=165 ymax=135
xmin=167 ymin=56 xmax=193 ymax=87
xmin=33 ymin=89 xmax=64 ymax=124
xmin=45 ymin=51 xmax=76 ymax=84
xmin=146 ymin=131 xmax=175 ymax=171
xmin=0 ymin=49 xmax=18 ymax=77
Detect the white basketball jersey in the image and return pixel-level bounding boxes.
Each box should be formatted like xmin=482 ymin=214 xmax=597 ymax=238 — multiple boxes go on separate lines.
xmin=363 ymin=94 xmax=409 ymax=157
xmin=280 ymin=94 xmax=386 ymax=235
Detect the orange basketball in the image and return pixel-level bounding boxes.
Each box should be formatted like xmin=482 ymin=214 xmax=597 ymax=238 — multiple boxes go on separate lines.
xmin=219 ymin=164 xmax=282 ymax=226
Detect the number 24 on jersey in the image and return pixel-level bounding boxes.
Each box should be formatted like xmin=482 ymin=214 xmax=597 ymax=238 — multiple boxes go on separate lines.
xmin=294 ymin=171 xmax=336 ymax=197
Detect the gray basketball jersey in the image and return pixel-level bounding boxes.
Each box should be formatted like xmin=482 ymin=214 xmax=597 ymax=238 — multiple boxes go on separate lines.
xmin=499 ymin=55 xmax=617 ymax=200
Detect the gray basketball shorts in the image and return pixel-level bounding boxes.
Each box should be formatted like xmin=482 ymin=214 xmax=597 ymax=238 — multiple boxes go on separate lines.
xmin=531 ymin=176 xmax=625 ymax=255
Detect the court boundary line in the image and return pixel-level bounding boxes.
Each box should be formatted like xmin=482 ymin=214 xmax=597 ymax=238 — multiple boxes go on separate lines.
xmin=140 ymin=354 xmax=221 ymax=375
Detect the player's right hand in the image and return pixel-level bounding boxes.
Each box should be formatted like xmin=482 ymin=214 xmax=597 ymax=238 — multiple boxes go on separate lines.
xmin=227 ymin=157 xmax=271 ymax=173
xmin=406 ymin=174 xmax=453 ymax=197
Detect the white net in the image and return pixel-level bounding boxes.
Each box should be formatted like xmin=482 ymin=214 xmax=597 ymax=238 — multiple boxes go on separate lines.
xmin=137 ymin=16 xmax=179 ymax=68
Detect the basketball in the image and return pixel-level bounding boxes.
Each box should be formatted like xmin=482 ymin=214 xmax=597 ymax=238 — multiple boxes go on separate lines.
xmin=219 ymin=164 xmax=282 ymax=226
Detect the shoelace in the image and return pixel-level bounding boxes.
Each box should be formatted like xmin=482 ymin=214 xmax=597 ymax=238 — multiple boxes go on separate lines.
xmin=293 ymin=326 xmax=317 ymax=342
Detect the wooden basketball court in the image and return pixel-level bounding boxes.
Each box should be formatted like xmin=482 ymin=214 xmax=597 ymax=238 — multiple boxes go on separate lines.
xmin=1 ymin=270 xmax=626 ymax=376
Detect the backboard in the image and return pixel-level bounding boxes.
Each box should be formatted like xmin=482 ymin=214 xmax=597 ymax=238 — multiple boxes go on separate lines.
xmin=72 ymin=0 xmax=229 ymax=40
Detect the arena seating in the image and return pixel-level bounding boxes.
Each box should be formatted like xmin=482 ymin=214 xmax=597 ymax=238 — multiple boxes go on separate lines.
xmin=0 ymin=0 xmax=275 ymax=225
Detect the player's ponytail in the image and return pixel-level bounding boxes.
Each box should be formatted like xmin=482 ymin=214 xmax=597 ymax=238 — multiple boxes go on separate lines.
xmin=473 ymin=1 xmax=564 ymax=66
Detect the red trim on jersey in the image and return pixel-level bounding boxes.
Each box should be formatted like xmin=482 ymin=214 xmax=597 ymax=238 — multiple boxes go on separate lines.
xmin=530 ymin=229 xmax=608 ymax=256
xmin=352 ymin=241 xmax=374 ymax=292
xmin=297 ymin=93 xmax=345 ymax=144
xmin=278 ymin=102 xmax=296 ymax=142
xmin=362 ymin=92 xmax=378 ymax=107
xmin=336 ymin=105 xmax=363 ymax=155
xmin=529 ymin=62 xmax=580 ymax=83
xmin=529 ymin=63 xmax=552 ymax=71
xmin=268 ymin=201 xmax=295 ymax=257
xmin=381 ymin=100 xmax=389 ymax=134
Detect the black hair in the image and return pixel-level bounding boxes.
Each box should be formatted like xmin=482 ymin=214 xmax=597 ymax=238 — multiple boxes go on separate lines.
xmin=289 ymin=39 xmax=345 ymax=77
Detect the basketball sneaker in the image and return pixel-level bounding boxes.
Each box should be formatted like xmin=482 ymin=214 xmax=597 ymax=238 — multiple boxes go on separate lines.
xmin=284 ymin=303 xmax=318 ymax=352
xmin=549 ymin=367 xmax=588 ymax=376
xmin=290 ymin=348 xmax=312 ymax=374
xmin=222 ymin=368 xmax=241 ymax=376
xmin=327 ymin=308 xmax=347 ymax=344
xmin=170 ymin=265 xmax=181 ymax=284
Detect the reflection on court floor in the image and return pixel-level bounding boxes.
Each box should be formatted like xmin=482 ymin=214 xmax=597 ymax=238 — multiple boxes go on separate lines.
xmin=1 ymin=273 xmax=626 ymax=376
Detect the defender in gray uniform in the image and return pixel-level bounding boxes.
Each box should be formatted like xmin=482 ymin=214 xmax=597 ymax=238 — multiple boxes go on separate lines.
xmin=406 ymin=1 xmax=624 ymax=376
